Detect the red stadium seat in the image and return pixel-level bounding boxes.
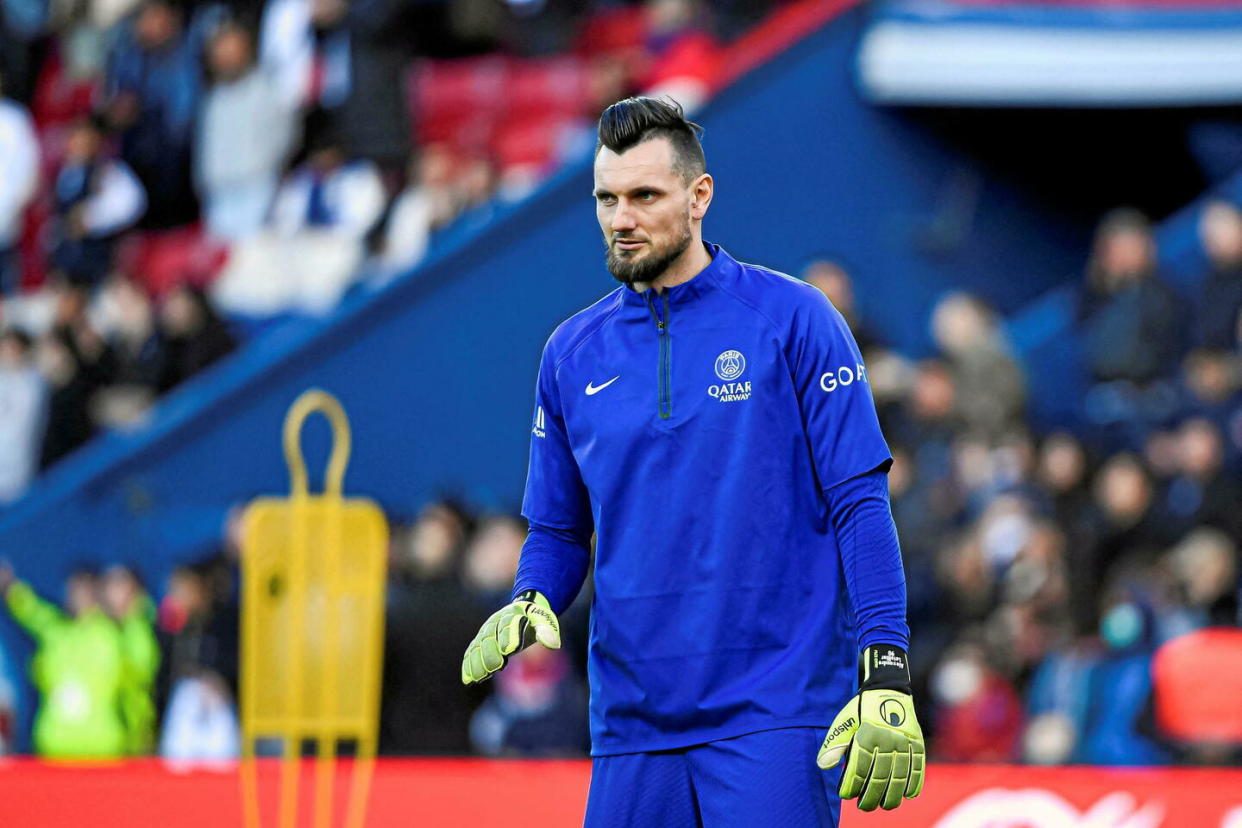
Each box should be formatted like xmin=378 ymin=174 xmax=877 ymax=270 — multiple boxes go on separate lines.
xmin=505 ymin=57 xmax=589 ymax=119
xmin=115 ymin=227 xmax=229 ymax=298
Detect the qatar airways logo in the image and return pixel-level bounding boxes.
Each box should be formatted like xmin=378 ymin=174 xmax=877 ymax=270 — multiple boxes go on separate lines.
xmin=820 ymin=362 xmax=868 ymax=393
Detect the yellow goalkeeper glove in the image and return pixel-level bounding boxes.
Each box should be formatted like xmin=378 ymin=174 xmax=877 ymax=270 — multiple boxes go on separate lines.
xmin=818 ymin=644 xmax=926 ymax=811
xmin=461 ymin=590 xmax=561 ymax=685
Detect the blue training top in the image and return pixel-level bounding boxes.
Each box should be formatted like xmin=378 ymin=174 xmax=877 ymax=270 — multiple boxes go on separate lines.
xmin=515 ymin=242 xmax=908 ymax=756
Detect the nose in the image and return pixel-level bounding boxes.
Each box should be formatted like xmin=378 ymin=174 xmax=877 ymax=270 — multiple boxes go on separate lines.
xmin=610 ymin=200 xmax=637 ymax=233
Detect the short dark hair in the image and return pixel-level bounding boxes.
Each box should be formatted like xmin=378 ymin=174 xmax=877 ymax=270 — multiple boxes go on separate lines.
xmin=596 ymin=97 xmax=706 ymax=183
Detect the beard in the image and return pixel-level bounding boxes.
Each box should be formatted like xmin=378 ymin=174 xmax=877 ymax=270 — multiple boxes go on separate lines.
xmin=605 ymin=224 xmax=693 ymax=286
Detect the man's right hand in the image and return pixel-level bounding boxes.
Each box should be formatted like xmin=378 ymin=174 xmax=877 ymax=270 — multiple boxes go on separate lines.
xmin=461 ymin=590 xmax=561 ymax=685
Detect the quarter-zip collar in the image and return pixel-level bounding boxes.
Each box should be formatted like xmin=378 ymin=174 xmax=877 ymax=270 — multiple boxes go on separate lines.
xmin=618 ymin=241 xmax=731 ymax=310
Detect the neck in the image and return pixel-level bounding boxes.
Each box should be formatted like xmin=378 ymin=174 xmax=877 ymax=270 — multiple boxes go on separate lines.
xmin=648 ymin=235 xmax=710 ymax=293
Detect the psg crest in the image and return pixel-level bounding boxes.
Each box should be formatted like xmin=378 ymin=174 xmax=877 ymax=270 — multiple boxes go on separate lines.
xmin=714 ymin=350 xmax=746 ymax=380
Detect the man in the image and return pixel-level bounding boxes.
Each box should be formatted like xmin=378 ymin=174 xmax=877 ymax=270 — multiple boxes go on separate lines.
xmin=104 ymin=0 xmax=199 ymax=228
xmin=102 ymin=565 xmax=160 ymax=754
xmin=50 ymin=117 xmax=147 ymax=286
xmin=0 ymin=562 xmax=128 ymax=757
xmin=461 ymin=97 xmax=924 ymax=825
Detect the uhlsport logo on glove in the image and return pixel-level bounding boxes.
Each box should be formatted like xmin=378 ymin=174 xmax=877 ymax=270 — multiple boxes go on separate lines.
xmin=879 ymin=698 xmax=906 ymax=727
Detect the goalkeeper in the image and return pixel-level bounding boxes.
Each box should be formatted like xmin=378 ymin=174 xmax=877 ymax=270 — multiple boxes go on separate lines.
xmin=462 ymin=96 xmax=924 ymax=826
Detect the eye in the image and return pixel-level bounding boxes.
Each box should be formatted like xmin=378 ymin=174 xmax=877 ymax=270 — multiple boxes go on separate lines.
xmin=597 ymin=194 xmax=617 ymax=206
xmin=637 ymin=191 xmax=657 ymax=202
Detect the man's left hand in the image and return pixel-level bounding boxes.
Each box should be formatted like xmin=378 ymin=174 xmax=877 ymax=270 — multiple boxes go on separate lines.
xmin=817 ymin=645 xmax=925 ymax=811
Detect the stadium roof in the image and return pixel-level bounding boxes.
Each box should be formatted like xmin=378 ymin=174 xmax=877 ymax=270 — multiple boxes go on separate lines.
xmin=858 ymin=0 xmax=1242 ymax=106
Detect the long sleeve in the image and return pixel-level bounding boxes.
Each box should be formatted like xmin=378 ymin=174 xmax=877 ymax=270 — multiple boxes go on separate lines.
xmin=824 ymin=469 xmax=910 ymax=650
xmin=516 ymin=333 xmax=594 ymax=613
xmin=512 ymin=521 xmax=592 ymax=615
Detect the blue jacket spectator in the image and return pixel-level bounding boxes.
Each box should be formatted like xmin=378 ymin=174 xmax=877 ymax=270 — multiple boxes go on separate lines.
xmin=0 ymin=0 xmax=48 ymax=102
xmin=1081 ymin=209 xmax=1185 ymax=385
xmin=104 ymin=0 xmax=200 ymax=228
xmin=1196 ymin=201 xmax=1242 ymax=351
xmin=50 ymin=118 xmax=146 ymax=285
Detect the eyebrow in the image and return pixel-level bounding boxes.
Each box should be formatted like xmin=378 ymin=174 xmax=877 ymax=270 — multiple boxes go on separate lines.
xmin=593 ymin=185 xmax=667 ymax=198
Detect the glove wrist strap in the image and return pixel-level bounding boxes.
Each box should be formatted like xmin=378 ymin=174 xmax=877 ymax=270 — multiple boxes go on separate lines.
xmin=859 ymin=644 xmax=912 ymax=694
xmin=516 ymin=589 xmax=553 ymax=611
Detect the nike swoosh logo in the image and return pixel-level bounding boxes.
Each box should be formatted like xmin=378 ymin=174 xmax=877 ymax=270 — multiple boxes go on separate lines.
xmin=585 ymin=376 xmax=620 ymax=396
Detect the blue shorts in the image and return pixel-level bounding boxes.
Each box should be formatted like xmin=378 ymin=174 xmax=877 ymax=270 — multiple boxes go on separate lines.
xmin=584 ymin=727 xmax=842 ymax=828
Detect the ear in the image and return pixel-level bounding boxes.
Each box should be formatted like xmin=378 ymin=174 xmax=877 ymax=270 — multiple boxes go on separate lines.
xmin=690 ymin=173 xmax=713 ymax=220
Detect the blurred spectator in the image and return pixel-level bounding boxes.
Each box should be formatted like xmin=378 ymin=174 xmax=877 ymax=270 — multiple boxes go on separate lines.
xmin=462 ymin=514 xmax=526 ymax=609
xmin=0 ymin=562 xmax=128 ymax=757
xmin=213 ymin=138 xmax=383 ymax=315
xmin=1197 ymin=200 xmax=1242 ymax=351
xmin=0 ymin=639 xmax=15 ymax=754
xmin=493 ymin=0 xmax=586 ymax=57
xmin=0 ymin=0 xmax=47 ymax=103
xmin=1074 ymin=581 xmax=1170 ymax=766
xmin=1087 ymin=453 xmax=1167 ymax=595
xmin=1159 ymin=418 xmax=1242 ymax=540
xmin=159 ymin=670 xmax=239 ymax=763
xmin=50 ymin=117 xmax=147 ymax=286
xmin=104 ymin=0 xmax=200 ymax=228
xmin=155 ymin=542 xmax=240 ymax=710
xmin=157 ymin=284 xmax=234 ymax=391
xmin=1025 ymin=574 xmax=1172 ymax=767
xmin=196 ymin=22 xmax=297 ymax=241
xmin=638 ymin=0 xmax=719 ymax=115
xmin=928 ymin=641 xmax=1023 ymax=762
xmin=1080 ymin=209 xmax=1184 ymax=386
xmin=1035 ymin=433 xmax=1097 ymax=633
xmin=102 ymin=564 xmax=159 ymax=754
xmin=803 ymin=259 xmax=874 ymax=353
xmin=931 ymin=291 xmax=1026 ymax=440
xmin=469 ymin=645 xmax=590 ymax=757
xmin=0 ymin=74 xmax=39 ymax=295
xmin=1165 ymin=528 xmax=1238 ymax=628
xmin=270 ymin=137 xmax=385 ymax=240
xmin=1181 ymin=349 xmax=1241 ymax=422
xmin=372 ymin=145 xmax=457 ymax=276
xmin=0 ymin=329 xmax=47 ymax=504
xmin=260 ymin=0 xmax=412 ymax=178
xmin=381 ymin=501 xmax=483 ymax=754
xmin=38 ymin=283 xmax=115 ymax=466
xmin=92 ymin=276 xmax=164 ymax=427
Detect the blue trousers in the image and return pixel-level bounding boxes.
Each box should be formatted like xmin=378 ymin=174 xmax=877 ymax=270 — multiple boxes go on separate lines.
xmin=584 ymin=727 xmax=842 ymax=827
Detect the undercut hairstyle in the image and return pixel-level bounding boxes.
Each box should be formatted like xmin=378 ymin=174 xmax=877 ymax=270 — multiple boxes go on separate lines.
xmin=597 ymin=97 xmax=706 ymax=183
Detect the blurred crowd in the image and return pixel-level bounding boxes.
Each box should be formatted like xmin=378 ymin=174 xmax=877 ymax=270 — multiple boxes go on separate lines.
xmin=0 ymin=551 xmax=239 ymax=760
xmin=0 ymin=201 xmax=1240 ymax=762
xmin=0 ymin=0 xmax=1239 ymax=767
xmin=0 ymin=0 xmax=787 ymax=505
xmin=847 ymin=202 xmax=1242 ymax=766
